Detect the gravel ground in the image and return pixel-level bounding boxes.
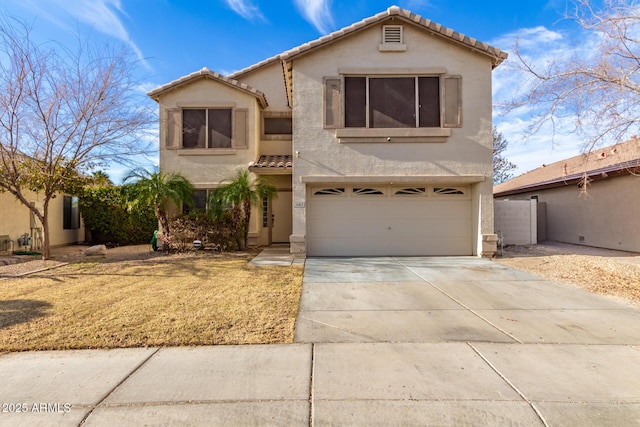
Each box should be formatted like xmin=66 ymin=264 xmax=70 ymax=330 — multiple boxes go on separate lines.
xmin=494 ymin=242 xmax=640 ymax=309
xmin=0 ymin=245 xmax=159 ymax=278
xmin=0 ymin=244 xmax=255 ymax=278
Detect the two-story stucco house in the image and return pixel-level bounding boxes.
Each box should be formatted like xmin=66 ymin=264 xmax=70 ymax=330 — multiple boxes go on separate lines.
xmin=148 ymin=6 xmax=507 ymax=257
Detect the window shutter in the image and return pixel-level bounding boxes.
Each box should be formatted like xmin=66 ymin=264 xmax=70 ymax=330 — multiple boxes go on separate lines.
xmin=443 ymin=76 xmax=462 ymax=128
xmin=233 ymin=108 xmax=248 ymax=149
xmin=165 ymin=108 xmax=181 ymax=149
xmin=324 ymin=77 xmax=341 ymax=129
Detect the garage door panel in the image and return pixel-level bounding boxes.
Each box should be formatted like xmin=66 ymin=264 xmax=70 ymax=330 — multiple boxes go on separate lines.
xmin=308 ymin=218 xmax=392 ymax=234
xmin=385 ymin=237 xmax=470 ymax=256
xmin=310 ymin=237 xmax=395 ymax=257
xmin=307 ymin=185 xmax=472 ymax=256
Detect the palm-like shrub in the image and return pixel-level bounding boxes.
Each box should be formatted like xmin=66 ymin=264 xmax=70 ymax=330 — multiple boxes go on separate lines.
xmin=123 ymin=168 xmax=194 ymax=237
xmin=212 ymin=170 xmax=276 ymax=250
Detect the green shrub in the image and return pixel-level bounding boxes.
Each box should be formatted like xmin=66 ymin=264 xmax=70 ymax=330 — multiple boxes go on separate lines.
xmin=80 ymin=186 xmax=157 ymax=245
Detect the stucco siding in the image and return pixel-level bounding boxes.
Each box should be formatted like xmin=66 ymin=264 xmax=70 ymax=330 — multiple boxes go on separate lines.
xmin=290 ymin=22 xmax=495 ymax=255
xmin=157 ymin=78 xmax=260 ymax=186
xmin=234 ymin=62 xmax=289 ymax=109
xmin=0 ymin=192 xmax=85 ymax=250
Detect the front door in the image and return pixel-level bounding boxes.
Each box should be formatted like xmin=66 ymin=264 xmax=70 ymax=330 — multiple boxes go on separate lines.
xmin=272 ymin=191 xmax=292 ymax=243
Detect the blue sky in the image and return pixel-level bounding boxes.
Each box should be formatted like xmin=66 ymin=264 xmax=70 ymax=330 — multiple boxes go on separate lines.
xmin=3 ymin=0 xmax=595 ymax=183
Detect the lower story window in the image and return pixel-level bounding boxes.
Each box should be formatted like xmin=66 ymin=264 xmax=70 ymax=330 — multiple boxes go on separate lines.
xmin=183 ymin=190 xmax=208 ymax=214
xmin=262 ymin=197 xmax=269 ymax=227
xmin=63 ymin=196 xmax=80 ymax=229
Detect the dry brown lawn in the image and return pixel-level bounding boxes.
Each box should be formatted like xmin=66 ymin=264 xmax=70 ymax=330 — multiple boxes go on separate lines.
xmin=0 ymin=252 xmax=303 ymax=351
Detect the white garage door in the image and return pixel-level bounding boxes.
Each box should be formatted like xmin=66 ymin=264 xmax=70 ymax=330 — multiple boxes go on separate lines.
xmin=307 ymin=185 xmax=472 ymax=256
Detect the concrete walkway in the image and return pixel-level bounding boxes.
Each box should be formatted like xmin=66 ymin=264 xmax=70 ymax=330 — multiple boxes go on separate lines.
xmin=1 ymin=256 xmax=639 ymax=426
xmin=248 ymin=245 xmax=305 ymax=267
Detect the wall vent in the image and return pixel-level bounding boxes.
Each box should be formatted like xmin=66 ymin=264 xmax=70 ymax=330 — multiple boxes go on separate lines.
xmin=383 ymin=25 xmax=403 ymax=44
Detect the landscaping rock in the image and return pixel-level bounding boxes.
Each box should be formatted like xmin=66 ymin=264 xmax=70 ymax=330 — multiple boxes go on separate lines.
xmin=85 ymin=245 xmax=108 ymax=257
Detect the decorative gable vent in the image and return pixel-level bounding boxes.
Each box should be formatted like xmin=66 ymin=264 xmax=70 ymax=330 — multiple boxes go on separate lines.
xmin=380 ymin=25 xmax=407 ymax=52
xmin=383 ymin=25 xmax=403 ymax=43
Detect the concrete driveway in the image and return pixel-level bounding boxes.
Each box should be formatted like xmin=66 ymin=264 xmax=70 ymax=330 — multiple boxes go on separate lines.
xmin=295 ymin=256 xmax=640 ymax=425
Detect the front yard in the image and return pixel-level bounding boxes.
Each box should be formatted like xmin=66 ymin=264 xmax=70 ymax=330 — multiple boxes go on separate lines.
xmin=0 ymin=251 xmax=303 ymax=352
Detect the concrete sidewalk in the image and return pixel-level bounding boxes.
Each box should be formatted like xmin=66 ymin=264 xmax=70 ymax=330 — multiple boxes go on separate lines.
xmin=1 ymin=256 xmax=639 ymax=426
xmin=1 ymin=342 xmax=639 ymax=426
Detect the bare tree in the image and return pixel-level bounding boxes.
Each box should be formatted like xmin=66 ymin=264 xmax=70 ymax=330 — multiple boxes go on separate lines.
xmin=503 ymin=0 xmax=640 ymax=150
xmin=493 ymin=127 xmax=517 ymax=185
xmin=0 ymin=16 xmax=153 ymax=259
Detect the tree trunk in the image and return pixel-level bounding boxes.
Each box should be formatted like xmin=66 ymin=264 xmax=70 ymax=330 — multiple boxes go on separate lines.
xmin=41 ymin=200 xmax=51 ymax=260
xmin=231 ymin=205 xmax=243 ymax=250
xmin=157 ymin=208 xmax=169 ymax=237
xmin=243 ymin=199 xmax=252 ymax=250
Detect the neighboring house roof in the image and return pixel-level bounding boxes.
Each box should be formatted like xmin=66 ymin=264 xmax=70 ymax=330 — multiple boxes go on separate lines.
xmin=494 ymin=139 xmax=640 ymax=197
xmin=147 ymin=67 xmax=268 ymax=108
xmin=230 ymin=5 xmax=507 ymax=80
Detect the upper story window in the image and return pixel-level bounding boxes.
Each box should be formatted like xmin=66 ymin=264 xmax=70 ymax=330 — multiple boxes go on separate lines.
xmin=183 ymin=108 xmax=232 ymax=149
xmin=345 ymin=76 xmax=440 ymax=128
xmin=164 ymin=107 xmax=248 ymax=152
xmin=324 ymin=72 xmax=461 ymax=137
xmin=262 ymin=112 xmax=292 ymax=140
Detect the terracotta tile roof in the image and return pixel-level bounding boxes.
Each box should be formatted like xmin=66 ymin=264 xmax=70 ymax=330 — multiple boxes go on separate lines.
xmin=494 ymin=139 xmax=640 ymax=197
xmin=230 ymin=5 xmax=507 ymax=80
xmin=250 ymin=155 xmax=293 ymax=169
xmin=147 ymin=67 xmax=268 ymax=108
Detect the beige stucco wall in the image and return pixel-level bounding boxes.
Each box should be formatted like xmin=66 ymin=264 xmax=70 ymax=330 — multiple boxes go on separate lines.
xmin=235 ymin=62 xmax=289 ymax=109
xmin=237 ymin=63 xmax=293 ymax=157
xmin=158 ymin=78 xmax=261 ymax=186
xmin=290 ymin=22 xmax=495 ymax=255
xmin=495 ymin=175 xmax=640 ymax=253
xmin=156 ymin=73 xmax=292 ymax=246
xmin=0 ymin=191 xmax=85 ymax=251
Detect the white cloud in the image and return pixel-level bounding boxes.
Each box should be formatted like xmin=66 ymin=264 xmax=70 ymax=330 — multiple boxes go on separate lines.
xmin=495 ymin=116 xmax=584 ymax=175
xmin=224 ymin=0 xmax=265 ymax=21
xmin=293 ymin=0 xmax=334 ymax=34
xmin=492 ymin=26 xmax=563 ymax=51
xmin=6 ymin=0 xmax=147 ymax=65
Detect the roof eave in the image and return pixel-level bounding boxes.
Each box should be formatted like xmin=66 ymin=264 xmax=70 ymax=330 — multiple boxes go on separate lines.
xmin=147 ymin=68 xmax=268 ymax=108
xmin=493 ymin=165 xmax=636 ymax=197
